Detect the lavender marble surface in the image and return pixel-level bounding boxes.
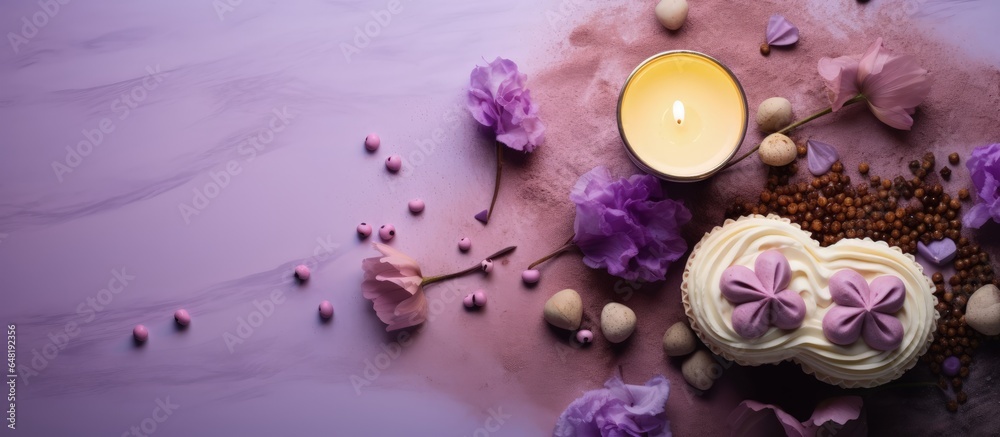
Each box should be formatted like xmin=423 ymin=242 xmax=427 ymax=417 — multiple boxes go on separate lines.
xmin=1 ymin=1 xmax=998 ymax=436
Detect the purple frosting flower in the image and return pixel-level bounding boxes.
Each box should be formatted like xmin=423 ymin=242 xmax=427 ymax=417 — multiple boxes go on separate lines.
xmin=553 ymin=375 xmax=671 ymax=437
xmin=721 ymin=250 xmax=807 ymax=339
xmin=963 ymin=143 xmax=1000 ymax=228
xmin=467 ymin=57 xmax=545 ymax=152
xmin=822 ymin=270 xmax=905 ymax=351
xmin=570 ymin=167 xmax=691 ymax=282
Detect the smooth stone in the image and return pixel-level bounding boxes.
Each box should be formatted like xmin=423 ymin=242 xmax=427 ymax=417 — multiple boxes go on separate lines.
xmin=600 ymin=302 xmax=636 ymax=344
xmin=758 ymin=133 xmax=797 ymax=166
xmin=966 ymin=284 xmax=1000 ymax=335
xmin=682 ymin=350 xmax=717 ymax=391
xmin=756 ymin=97 xmax=793 ymax=132
xmin=662 ymin=321 xmax=697 ymax=356
xmin=543 ymin=289 xmax=583 ymax=331
xmin=654 ymin=0 xmax=688 ymax=31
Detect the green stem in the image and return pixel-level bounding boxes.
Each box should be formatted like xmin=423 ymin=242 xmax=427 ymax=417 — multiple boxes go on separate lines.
xmin=723 ymin=94 xmax=866 ymax=170
xmin=421 ymin=245 xmax=516 ymax=287
xmin=486 ymin=141 xmax=503 ymax=223
xmin=527 ymin=234 xmax=576 ymax=269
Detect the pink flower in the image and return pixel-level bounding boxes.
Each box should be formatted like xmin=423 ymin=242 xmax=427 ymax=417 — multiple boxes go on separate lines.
xmin=818 ymin=38 xmax=932 ymax=130
xmin=729 ymin=396 xmax=866 ymax=437
xmin=361 ymin=243 xmax=427 ymax=331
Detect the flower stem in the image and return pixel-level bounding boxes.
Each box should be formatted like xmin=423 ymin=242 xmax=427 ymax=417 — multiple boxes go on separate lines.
xmin=723 ymin=94 xmax=866 ymax=169
xmin=486 ymin=141 xmax=503 ymax=223
xmin=421 ymin=245 xmax=517 ymax=286
xmin=527 ymin=235 xmax=577 ymax=269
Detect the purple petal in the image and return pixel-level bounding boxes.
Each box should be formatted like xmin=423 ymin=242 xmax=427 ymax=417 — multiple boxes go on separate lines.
xmin=721 ymin=265 xmax=768 ymax=304
xmin=807 ymin=140 xmax=840 ymax=176
xmin=868 ymin=276 xmax=906 ymax=314
xmin=732 ymin=299 xmax=773 ymax=339
xmin=917 ymin=239 xmax=957 ymax=266
xmin=754 ymin=250 xmax=792 ymax=293
xmin=554 ymin=375 xmax=671 ymax=437
xmin=828 ymin=270 xmax=870 ymax=308
xmin=862 ymin=311 xmax=904 ymax=351
xmin=805 ymin=396 xmax=867 ymax=436
xmin=771 ymin=289 xmax=807 ymax=330
xmin=823 ymin=306 xmax=866 ymax=346
xmin=467 ymin=57 xmax=544 ymax=152
xmin=474 ymin=209 xmax=489 ymax=224
xmin=963 ymin=145 xmax=1000 ymax=228
xmin=766 ymin=14 xmax=799 ymax=46
xmin=728 ymin=401 xmax=809 ymax=437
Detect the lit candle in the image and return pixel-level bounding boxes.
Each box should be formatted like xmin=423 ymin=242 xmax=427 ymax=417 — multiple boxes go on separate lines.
xmin=617 ymin=51 xmax=748 ymax=182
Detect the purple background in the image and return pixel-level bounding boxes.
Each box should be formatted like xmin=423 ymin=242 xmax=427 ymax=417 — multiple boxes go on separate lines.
xmin=1 ymin=0 xmax=998 ymax=436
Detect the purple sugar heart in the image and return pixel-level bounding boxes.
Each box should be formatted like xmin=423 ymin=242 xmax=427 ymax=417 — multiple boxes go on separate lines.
xmin=807 ymin=140 xmax=840 ymax=176
xmin=917 ymin=239 xmax=957 ymax=266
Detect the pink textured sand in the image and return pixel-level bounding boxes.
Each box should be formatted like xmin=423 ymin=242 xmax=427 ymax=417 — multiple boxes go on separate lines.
xmin=383 ymin=2 xmax=1000 ymax=435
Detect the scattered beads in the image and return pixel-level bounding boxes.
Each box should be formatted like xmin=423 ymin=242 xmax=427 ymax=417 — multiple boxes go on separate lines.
xmin=357 ymin=222 xmax=372 ymax=238
xmin=521 ymin=269 xmax=540 ymax=284
xmin=949 ymin=152 xmax=960 ymax=165
xmin=759 ymin=43 xmax=770 ymax=56
xmin=463 ymin=290 xmax=487 ymax=308
xmin=408 ymin=199 xmax=425 ymax=214
xmin=174 ymin=309 xmax=191 ymax=327
xmin=379 ymin=224 xmax=396 ymax=241
xmin=943 ymin=356 xmax=961 ymax=377
xmin=480 ymin=259 xmax=494 ymax=273
xmin=294 ymin=264 xmax=311 ymax=281
xmin=458 ymin=237 xmax=472 ymax=252
xmin=858 ymin=162 xmax=870 ymax=174
xmin=385 ymin=155 xmax=402 ymax=172
xmin=364 ymin=133 xmax=380 ymax=152
xmin=318 ymin=300 xmax=334 ymax=320
xmin=576 ymin=329 xmax=594 ymax=345
xmin=133 ymin=325 xmax=149 ymax=343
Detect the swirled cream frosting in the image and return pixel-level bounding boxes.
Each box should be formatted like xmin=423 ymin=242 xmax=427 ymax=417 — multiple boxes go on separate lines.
xmin=682 ymin=215 xmax=936 ymax=388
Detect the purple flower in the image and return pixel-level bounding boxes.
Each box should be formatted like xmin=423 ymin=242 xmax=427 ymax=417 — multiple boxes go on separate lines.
xmin=720 ymin=250 xmax=807 ymax=339
xmin=964 ymin=143 xmax=1000 ymax=228
xmin=822 ymin=270 xmax=905 ymax=351
xmin=467 ymin=57 xmax=545 ymax=152
xmin=570 ymin=167 xmax=691 ymax=282
xmin=554 ymin=375 xmax=671 ymax=437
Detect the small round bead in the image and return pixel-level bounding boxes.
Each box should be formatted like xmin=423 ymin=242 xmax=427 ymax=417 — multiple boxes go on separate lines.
xmin=458 ymin=237 xmax=472 ymax=252
xmin=379 ymin=224 xmax=396 ymax=241
xmin=364 ymin=133 xmax=380 ymax=152
xmin=318 ymin=300 xmax=334 ymax=320
xmin=463 ymin=294 xmax=475 ymax=308
xmin=294 ymin=264 xmax=311 ymax=281
xmin=576 ymin=329 xmax=594 ymax=344
xmin=357 ymin=222 xmax=372 ymax=238
xmin=408 ymin=199 xmax=425 ymax=214
xmin=942 ymin=356 xmax=961 ymax=377
xmin=521 ymin=269 xmax=540 ymax=284
xmin=385 ymin=155 xmax=402 ymax=172
xmin=480 ymin=259 xmax=494 ymax=273
xmin=133 ymin=325 xmax=149 ymax=343
xmin=472 ymin=290 xmax=487 ymax=307
xmin=174 ymin=309 xmax=191 ymax=327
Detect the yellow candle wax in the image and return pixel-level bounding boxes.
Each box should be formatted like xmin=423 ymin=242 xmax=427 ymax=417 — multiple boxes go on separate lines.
xmin=617 ymin=51 xmax=748 ymax=181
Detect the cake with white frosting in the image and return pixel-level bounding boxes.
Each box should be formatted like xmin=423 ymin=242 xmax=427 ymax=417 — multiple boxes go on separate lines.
xmin=682 ymin=214 xmax=937 ymax=388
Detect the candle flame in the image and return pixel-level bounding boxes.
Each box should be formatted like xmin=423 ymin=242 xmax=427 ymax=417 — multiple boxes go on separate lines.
xmin=673 ymin=100 xmax=684 ymax=125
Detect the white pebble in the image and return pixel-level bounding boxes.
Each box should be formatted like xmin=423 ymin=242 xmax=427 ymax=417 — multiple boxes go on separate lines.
xmin=655 ymin=0 xmax=689 ymax=31
xmin=758 ymin=133 xmax=797 ymax=166
xmin=543 ymin=289 xmax=583 ymax=331
xmin=967 ymin=284 xmax=1000 ymax=335
xmin=600 ymin=303 xmax=636 ymax=344
xmin=662 ymin=321 xmax=697 ymax=356
xmin=756 ymin=97 xmax=793 ymax=133
xmin=681 ymin=350 xmax=717 ymax=391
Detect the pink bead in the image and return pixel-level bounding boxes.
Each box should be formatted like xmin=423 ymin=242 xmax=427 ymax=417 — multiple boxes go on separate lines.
xmin=472 ymin=290 xmax=487 ymax=307
xmin=458 ymin=237 xmax=471 ymax=252
xmin=576 ymin=329 xmax=594 ymax=344
xmin=379 ymin=224 xmax=396 ymax=241
xmin=357 ymin=222 xmax=372 ymax=238
xmin=294 ymin=264 xmax=311 ymax=281
xmin=174 ymin=309 xmax=191 ymax=327
xmin=133 ymin=324 xmax=149 ymax=342
xmin=408 ymin=199 xmax=425 ymax=214
xmin=480 ymin=259 xmax=494 ymax=273
xmin=364 ymin=133 xmax=380 ymax=152
xmin=318 ymin=300 xmax=334 ymax=320
xmin=385 ymin=155 xmax=402 ymax=172
xmin=522 ymin=269 xmax=540 ymax=284
xmin=463 ymin=294 xmax=475 ymax=308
